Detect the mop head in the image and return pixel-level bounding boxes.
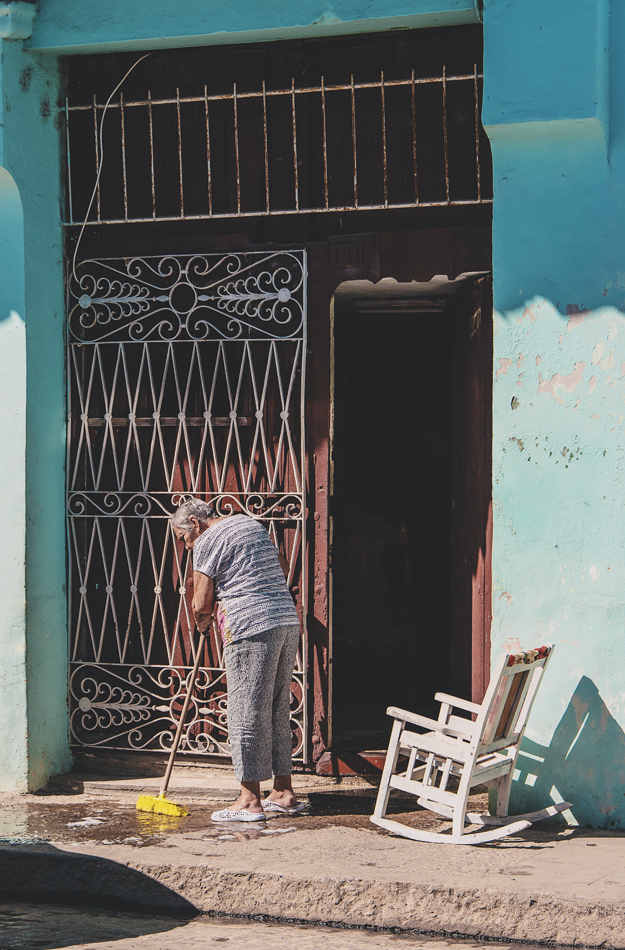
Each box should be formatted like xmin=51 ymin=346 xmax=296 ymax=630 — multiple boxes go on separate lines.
xmin=136 ymin=793 xmax=189 ymax=817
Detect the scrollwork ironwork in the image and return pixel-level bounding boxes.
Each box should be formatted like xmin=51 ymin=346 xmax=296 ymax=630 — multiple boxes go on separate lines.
xmin=69 ymin=663 xmax=304 ymax=758
xmin=67 ymin=492 xmax=304 ymax=520
xmin=69 ymin=251 xmax=305 ymax=344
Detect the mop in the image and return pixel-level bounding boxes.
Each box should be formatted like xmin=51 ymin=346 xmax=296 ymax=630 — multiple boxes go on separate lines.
xmin=136 ymin=628 xmax=208 ymax=817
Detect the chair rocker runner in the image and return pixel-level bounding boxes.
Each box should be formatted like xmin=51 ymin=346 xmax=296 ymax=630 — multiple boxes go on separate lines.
xmin=371 ymin=645 xmax=572 ymax=844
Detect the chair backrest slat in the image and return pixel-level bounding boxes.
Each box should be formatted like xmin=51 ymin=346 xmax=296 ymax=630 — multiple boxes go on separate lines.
xmin=494 ymin=670 xmax=530 ymax=739
xmin=476 ymin=645 xmax=553 ymax=754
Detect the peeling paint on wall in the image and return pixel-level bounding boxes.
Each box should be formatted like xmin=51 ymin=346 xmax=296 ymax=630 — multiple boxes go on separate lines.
xmin=566 ymin=305 xmax=588 ymax=331
xmin=493 ymin=296 xmax=625 ymax=826
xmin=537 ymin=360 xmax=586 ymax=404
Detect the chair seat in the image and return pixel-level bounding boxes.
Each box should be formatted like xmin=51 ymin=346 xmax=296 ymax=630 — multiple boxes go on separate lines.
xmin=399 ymin=743 xmax=514 ymax=781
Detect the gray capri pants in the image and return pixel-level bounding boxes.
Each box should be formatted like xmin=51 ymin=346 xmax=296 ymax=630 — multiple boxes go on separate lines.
xmin=224 ymin=624 xmax=300 ymax=783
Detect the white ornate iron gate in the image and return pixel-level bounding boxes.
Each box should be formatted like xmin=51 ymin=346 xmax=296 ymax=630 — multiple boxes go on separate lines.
xmin=67 ymin=250 xmax=307 ymax=760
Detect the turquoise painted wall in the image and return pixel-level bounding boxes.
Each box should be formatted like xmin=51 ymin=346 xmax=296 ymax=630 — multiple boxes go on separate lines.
xmin=4 ymin=0 xmax=625 ymax=824
xmin=27 ymin=0 xmax=478 ymax=53
xmin=484 ymin=0 xmax=625 ymax=827
xmin=0 ymin=36 xmax=69 ymax=790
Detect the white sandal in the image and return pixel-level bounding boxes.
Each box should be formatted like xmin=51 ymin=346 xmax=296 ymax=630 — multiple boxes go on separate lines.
xmin=211 ymin=807 xmax=266 ymax=822
xmin=263 ymin=800 xmax=307 ymax=816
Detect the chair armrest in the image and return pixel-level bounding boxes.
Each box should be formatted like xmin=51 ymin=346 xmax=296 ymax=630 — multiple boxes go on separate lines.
xmin=435 ymin=692 xmax=482 ymax=715
xmin=386 ymin=706 xmax=466 ymax=736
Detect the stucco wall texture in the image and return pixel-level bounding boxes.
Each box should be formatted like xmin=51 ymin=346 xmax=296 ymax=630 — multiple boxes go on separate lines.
xmin=25 ymin=0 xmax=478 ymax=52
xmin=0 ymin=37 xmax=69 ymax=791
xmin=485 ymin=0 xmax=625 ymax=828
xmin=1 ymin=0 xmax=624 ymax=825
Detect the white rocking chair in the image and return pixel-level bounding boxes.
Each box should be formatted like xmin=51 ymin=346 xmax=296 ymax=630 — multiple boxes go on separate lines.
xmin=371 ymin=644 xmax=572 ymax=844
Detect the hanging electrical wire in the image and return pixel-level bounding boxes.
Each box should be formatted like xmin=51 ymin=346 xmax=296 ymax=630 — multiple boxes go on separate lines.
xmin=72 ymin=52 xmax=152 ymax=284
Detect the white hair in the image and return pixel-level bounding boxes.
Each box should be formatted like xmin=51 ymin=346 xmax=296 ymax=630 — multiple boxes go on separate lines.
xmin=171 ymin=499 xmax=214 ymax=530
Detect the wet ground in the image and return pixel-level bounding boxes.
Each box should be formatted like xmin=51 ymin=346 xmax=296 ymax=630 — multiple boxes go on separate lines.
xmin=0 ymin=789 xmax=481 ymax=848
xmin=1 ymin=782 xmax=623 ymax=948
xmin=0 ymin=901 xmax=562 ymax=950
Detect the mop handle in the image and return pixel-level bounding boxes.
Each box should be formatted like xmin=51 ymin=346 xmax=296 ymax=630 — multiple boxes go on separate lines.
xmin=160 ymin=626 xmax=208 ymax=798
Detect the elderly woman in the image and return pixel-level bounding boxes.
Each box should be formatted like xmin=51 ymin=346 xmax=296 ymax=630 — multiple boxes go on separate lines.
xmin=171 ymin=499 xmax=304 ymax=821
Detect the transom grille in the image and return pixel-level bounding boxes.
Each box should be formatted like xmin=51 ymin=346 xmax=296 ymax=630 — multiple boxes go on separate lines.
xmin=67 ymin=250 xmax=307 ymax=759
xmin=63 ymin=67 xmax=491 ymax=225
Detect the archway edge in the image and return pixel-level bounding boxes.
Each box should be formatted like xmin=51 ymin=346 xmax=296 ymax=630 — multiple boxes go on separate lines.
xmin=0 ymin=164 xmax=28 ymax=792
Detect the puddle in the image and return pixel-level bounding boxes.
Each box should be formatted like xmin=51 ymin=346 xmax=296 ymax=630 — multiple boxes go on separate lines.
xmin=0 ymin=802 xmax=193 ymax=848
xmin=0 ymin=793 xmax=489 ymax=849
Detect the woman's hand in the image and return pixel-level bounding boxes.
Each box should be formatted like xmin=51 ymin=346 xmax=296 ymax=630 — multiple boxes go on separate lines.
xmin=192 ymin=571 xmax=215 ymax=633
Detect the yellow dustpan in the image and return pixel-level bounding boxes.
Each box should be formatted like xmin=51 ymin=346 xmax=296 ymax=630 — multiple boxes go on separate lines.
xmin=137 ymin=628 xmax=208 ymax=817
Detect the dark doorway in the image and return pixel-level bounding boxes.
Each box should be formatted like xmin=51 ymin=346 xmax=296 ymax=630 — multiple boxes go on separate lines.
xmin=330 ymin=276 xmax=489 ymax=752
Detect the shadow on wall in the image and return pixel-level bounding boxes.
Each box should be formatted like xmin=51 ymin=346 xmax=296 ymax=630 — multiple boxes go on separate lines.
xmin=513 ymin=676 xmax=625 ymax=829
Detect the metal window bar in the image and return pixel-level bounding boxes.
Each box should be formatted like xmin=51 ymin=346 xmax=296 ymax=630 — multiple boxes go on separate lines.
xmin=204 ymin=85 xmax=213 ymax=217
xmin=291 ymin=78 xmax=299 ymax=212
xmin=321 ymin=76 xmax=329 ymax=210
xmin=63 ymin=70 xmax=491 ymax=226
xmin=65 ymin=98 xmax=73 ymax=224
xmin=148 ymin=90 xmax=156 ymax=218
xmin=411 ymin=70 xmax=418 ymax=205
xmin=350 ymin=74 xmax=358 ymax=208
xmin=176 ymin=87 xmax=184 ymax=218
xmin=474 ymin=64 xmax=481 ymax=202
xmin=120 ymin=92 xmax=128 ymax=220
xmin=442 ymin=66 xmax=450 ymax=205
xmin=92 ymin=95 xmax=101 ymax=222
xmin=262 ymin=81 xmax=270 ymax=213
xmin=233 ymin=82 xmax=241 ymax=215
xmin=380 ymin=71 xmax=388 ymax=208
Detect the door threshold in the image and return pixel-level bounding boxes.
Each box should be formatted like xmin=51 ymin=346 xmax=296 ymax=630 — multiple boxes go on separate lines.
xmin=316 ymin=750 xmax=406 ymax=777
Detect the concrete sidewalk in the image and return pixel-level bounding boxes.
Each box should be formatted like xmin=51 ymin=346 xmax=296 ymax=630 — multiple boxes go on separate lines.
xmin=1 ymin=766 xmax=624 ymax=948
